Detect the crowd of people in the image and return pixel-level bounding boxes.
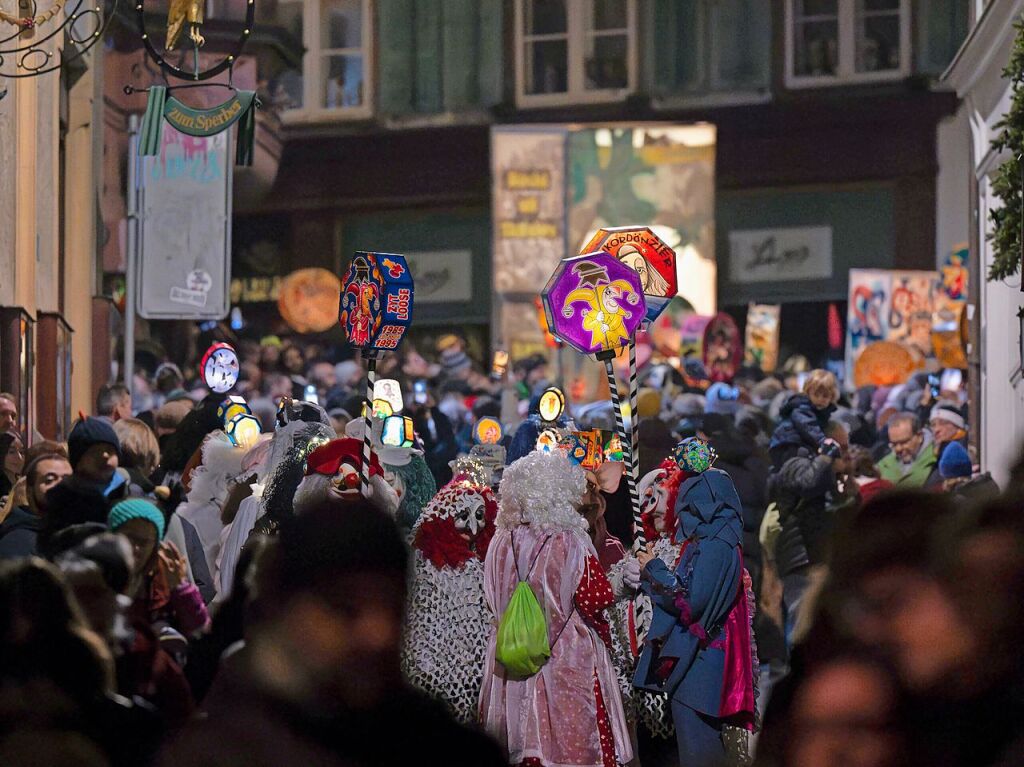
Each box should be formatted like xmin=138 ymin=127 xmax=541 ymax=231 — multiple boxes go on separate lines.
xmin=0 ymin=334 xmax=1018 ymax=767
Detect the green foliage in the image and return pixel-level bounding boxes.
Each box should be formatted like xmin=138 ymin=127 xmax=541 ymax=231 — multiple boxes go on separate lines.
xmin=988 ymin=18 xmax=1024 ymax=282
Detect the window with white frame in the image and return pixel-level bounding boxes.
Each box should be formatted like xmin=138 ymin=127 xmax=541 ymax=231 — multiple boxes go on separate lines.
xmin=273 ymin=0 xmax=372 ymax=119
xmin=786 ymin=0 xmax=910 ymax=87
xmin=515 ymin=0 xmax=637 ymax=107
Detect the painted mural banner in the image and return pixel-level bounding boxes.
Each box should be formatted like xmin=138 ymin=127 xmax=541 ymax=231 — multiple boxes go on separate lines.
xmin=744 ymin=304 xmax=781 ymax=373
xmin=679 ymin=313 xmax=742 ymax=383
xmin=845 ymin=268 xmax=965 ymax=386
xmin=581 ymin=226 xmax=678 ymax=323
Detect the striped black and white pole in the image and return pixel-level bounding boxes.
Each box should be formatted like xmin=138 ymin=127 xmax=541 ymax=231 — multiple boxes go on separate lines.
xmin=627 ymin=339 xmax=640 ymax=500
xmin=361 ymin=353 xmax=378 ymax=497
xmin=604 ymin=356 xmax=646 ymax=549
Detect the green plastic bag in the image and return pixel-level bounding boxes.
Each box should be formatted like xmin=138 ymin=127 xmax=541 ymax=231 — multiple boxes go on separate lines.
xmin=495 ymin=581 xmax=550 ymax=677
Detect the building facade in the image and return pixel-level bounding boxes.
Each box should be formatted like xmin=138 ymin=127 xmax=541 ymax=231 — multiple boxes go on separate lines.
xmin=0 ymin=16 xmax=106 ymax=442
xmin=943 ymin=0 xmax=1024 ymax=483
xmin=230 ymin=0 xmax=967 ymax=365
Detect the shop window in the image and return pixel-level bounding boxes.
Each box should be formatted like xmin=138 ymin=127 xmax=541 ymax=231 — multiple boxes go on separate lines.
xmin=515 ymin=0 xmax=637 ymax=107
xmin=786 ymin=0 xmax=910 ymax=88
xmin=275 ymin=0 xmax=373 ymax=120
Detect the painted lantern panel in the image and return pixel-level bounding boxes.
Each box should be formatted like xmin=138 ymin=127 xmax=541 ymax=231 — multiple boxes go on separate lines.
xmin=541 ymin=251 xmax=646 ymax=357
xmin=581 ymin=226 xmax=677 ymax=323
xmin=339 ymin=252 xmax=414 ymax=352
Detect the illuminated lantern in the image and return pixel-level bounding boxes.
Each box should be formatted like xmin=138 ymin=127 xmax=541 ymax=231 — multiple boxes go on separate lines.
xmin=218 ymin=395 xmax=251 ymax=426
xmin=581 ymin=226 xmax=677 ymax=324
xmin=541 ymin=252 xmax=645 ymax=359
xmin=382 ymin=415 xmax=416 ymax=448
xmin=373 ymin=378 xmax=404 ymax=413
xmin=474 ymin=417 xmax=503 ymax=445
xmin=538 ymin=386 xmax=565 ymax=423
xmin=339 ymin=252 xmax=414 ymax=353
xmin=372 ymin=399 xmax=394 ymax=419
xmin=560 ymin=430 xmax=602 ymax=471
xmin=226 ymin=413 xmax=262 ymax=449
xmin=535 ymin=429 xmax=560 ymax=453
xmin=201 ymin=342 xmax=239 ymax=394
xmin=675 ymin=436 xmax=717 ymax=474
xmin=604 ymin=435 xmax=623 ymax=462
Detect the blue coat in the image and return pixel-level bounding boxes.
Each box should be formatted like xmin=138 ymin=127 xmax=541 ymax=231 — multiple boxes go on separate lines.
xmin=769 ymin=394 xmax=833 ymax=454
xmin=633 ymin=539 xmax=741 ymax=717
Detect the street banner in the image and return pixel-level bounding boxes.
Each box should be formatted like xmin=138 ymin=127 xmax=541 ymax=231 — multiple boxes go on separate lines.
xmin=744 ymin=304 xmax=781 ymax=373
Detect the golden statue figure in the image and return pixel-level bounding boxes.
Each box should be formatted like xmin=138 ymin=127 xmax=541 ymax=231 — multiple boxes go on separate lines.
xmin=166 ymin=0 xmax=205 ymax=50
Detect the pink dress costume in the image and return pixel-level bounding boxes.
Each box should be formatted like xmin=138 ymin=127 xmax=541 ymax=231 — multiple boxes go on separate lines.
xmin=479 ymin=450 xmax=633 ymax=767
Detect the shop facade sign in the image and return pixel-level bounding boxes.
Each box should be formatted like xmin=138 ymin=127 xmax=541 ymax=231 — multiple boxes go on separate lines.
xmin=728 ymin=225 xmax=833 ymax=283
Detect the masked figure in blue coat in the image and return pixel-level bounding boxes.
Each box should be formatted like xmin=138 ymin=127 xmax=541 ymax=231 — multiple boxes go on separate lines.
xmin=633 ymin=439 xmax=756 ymax=767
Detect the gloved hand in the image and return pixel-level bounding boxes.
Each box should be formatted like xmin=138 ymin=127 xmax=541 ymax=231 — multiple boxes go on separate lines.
xmin=622 ymin=557 xmax=641 ymax=590
xmin=819 ymin=438 xmax=842 ymax=460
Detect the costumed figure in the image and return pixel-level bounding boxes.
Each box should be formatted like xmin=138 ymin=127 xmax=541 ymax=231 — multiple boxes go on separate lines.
xmin=248 ymin=404 xmax=336 ymax=538
xmin=506 ymin=395 xmax=577 ymax=466
xmin=292 ymin=438 xmax=399 ymax=518
xmin=607 ymin=459 xmax=685 ymax=738
xmin=479 ymin=450 xmax=634 ymax=767
xmin=165 ymin=431 xmax=246 ymax=604
xmin=633 ymin=438 xmax=757 ymax=767
xmin=401 ymin=461 xmax=498 ymax=723
xmin=345 ymin=418 xmax=436 ymax=531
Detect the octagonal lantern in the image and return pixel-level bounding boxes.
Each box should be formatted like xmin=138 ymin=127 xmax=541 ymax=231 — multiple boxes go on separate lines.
xmin=339 ymin=251 xmax=414 ymax=353
xmin=581 ymin=226 xmax=677 ymax=324
xmin=541 ymin=251 xmax=646 ymax=358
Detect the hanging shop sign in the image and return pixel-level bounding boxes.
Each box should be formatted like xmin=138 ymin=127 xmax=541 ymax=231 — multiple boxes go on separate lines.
xmin=541 ymin=252 xmax=645 ymax=358
xmin=131 ymin=0 xmax=259 ymax=165
xmin=581 ymin=226 xmax=677 ymax=324
xmin=339 ymin=252 xmax=415 ymax=353
xmin=136 ymin=126 xmax=232 ymax=320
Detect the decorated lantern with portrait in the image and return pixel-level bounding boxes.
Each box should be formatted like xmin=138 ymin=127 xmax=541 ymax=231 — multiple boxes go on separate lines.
xmin=581 ymin=227 xmax=677 ymax=324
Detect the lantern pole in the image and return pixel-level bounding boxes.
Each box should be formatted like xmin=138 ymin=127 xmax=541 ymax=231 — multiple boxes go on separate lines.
xmin=600 ymin=348 xmax=645 ymax=549
xmin=361 ymin=350 xmax=379 ymax=497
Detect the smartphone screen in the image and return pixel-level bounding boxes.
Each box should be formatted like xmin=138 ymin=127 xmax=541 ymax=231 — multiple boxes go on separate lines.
xmin=413 ymin=379 xmax=427 ymax=404
xmin=491 ymin=350 xmax=509 ymax=378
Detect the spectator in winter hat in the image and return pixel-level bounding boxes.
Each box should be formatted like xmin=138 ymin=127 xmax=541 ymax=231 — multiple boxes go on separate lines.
xmin=926 ymin=404 xmax=969 ymax=489
xmin=937 ymin=442 xmax=999 ymax=502
xmin=69 ymin=417 xmax=128 ymax=500
xmin=704 ymin=381 xmax=741 ymax=416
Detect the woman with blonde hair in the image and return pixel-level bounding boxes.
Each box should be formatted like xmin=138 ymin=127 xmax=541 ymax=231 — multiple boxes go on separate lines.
xmin=114 ymin=417 xmax=161 ymax=497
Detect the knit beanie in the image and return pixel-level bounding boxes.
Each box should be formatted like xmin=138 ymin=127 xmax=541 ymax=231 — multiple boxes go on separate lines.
xmin=704 ymin=382 xmax=740 ymax=415
xmin=938 ymin=441 xmax=972 ymax=480
xmin=637 ymin=388 xmax=662 ymax=419
xmin=930 ymin=404 xmax=966 ymax=432
xmin=108 ymin=498 xmax=166 ymax=539
xmin=68 ymin=417 xmax=121 ymax=470
xmin=937 ymin=440 xmax=970 ymax=475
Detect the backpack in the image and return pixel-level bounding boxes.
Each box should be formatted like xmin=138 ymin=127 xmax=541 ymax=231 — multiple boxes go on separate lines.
xmin=495 ymin=532 xmax=574 ymax=677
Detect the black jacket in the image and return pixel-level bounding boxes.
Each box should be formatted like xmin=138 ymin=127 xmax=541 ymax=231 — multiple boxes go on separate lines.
xmin=0 ymin=506 xmax=40 ymax=559
xmin=769 ymin=395 xmax=834 ymax=469
xmin=768 ymin=451 xmax=837 ymax=576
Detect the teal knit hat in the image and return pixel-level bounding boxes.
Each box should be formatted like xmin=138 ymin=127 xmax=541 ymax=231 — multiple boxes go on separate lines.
xmin=108 ymin=498 xmax=166 ymax=539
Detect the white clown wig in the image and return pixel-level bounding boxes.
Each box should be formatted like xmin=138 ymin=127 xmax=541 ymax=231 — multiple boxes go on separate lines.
xmin=497 ymin=450 xmax=587 ymax=533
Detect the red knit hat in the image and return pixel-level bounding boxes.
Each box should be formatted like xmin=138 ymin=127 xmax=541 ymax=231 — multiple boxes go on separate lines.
xmin=304 ymin=438 xmax=383 ymax=478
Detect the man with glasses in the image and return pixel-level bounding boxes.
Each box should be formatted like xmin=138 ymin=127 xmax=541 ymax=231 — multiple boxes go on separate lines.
xmin=877 ymin=413 xmax=936 ymax=488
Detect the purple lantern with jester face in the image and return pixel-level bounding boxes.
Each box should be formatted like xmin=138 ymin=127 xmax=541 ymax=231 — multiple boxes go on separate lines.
xmin=541 ymin=251 xmax=646 ymax=359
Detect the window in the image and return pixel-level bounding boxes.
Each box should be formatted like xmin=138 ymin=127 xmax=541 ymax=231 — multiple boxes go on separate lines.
xmin=786 ymin=0 xmax=910 ymax=87
xmin=274 ymin=0 xmax=373 ymax=120
xmin=515 ymin=0 xmax=637 ymax=107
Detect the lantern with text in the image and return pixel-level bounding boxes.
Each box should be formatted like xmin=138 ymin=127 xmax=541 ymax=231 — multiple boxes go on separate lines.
xmin=581 ymin=226 xmax=677 ymax=324
xmin=541 ymin=252 xmax=645 ymax=360
xmin=339 ymin=252 xmax=414 ymax=354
